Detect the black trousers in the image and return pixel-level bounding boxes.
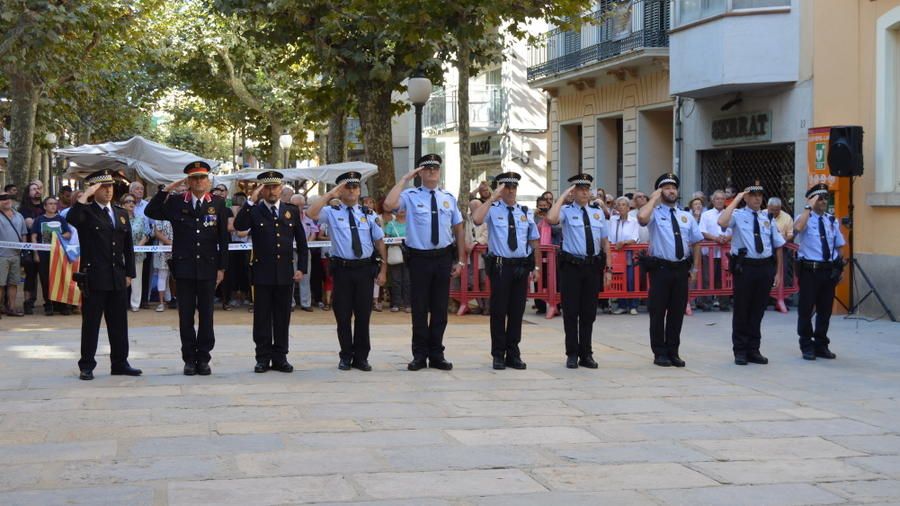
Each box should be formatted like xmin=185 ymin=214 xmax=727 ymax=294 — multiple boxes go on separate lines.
xmin=731 ymin=262 xmax=775 ymax=355
xmin=175 ymin=278 xmax=216 ymax=364
xmin=648 ymin=264 xmax=690 ymax=357
xmin=408 ymin=253 xmax=452 ymax=361
xmin=24 ymin=261 xmax=38 ymax=305
xmin=79 ymin=288 xmax=129 ymax=371
xmin=332 ymin=264 xmax=375 ymax=361
xmin=797 ymin=266 xmax=837 ymax=352
xmin=140 ymin=255 xmax=152 ymax=306
xmin=560 ymin=261 xmax=602 ymax=358
xmin=310 ymin=248 xmax=324 ymax=305
xmin=36 ymin=257 xmax=64 ymax=311
xmin=252 ymin=284 xmax=293 ymax=364
xmin=488 ymin=266 xmax=529 ymax=359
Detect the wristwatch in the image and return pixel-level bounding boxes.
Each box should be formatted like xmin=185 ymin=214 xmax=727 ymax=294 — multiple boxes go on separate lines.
xmin=804 ymin=205 xmax=812 ymax=211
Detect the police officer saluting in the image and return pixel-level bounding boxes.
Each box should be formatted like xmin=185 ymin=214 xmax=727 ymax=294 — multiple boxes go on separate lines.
xmin=67 ymin=169 xmax=142 ymax=380
xmin=717 ymin=182 xmax=785 ymax=365
xmin=546 ymin=174 xmax=612 ymax=369
xmin=794 ymin=183 xmax=845 ymax=361
xmin=234 ymin=171 xmax=309 ymax=373
xmin=384 ymin=154 xmax=465 ymax=371
xmin=146 ymin=161 xmax=229 ymax=376
xmin=308 ymin=172 xmax=387 ymax=371
xmin=471 ymin=172 xmax=541 ymax=370
xmin=637 ymin=173 xmax=703 ymax=367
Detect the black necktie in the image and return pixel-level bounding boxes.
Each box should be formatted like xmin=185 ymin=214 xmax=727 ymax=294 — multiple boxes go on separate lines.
xmin=670 ymin=208 xmax=684 ymax=259
xmin=430 ymin=190 xmax=439 ymax=246
xmin=507 ymin=206 xmax=518 ymax=251
xmin=582 ymin=206 xmax=595 ymax=256
xmin=818 ymin=215 xmax=831 ymax=261
xmin=106 ymin=206 xmax=113 ymax=225
xmin=271 ymin=205 xmax=277 ymax=219
xmin=195 ymin=199 xmax=202 ymax=214
xmin=348 ymin=207 xmax=362 ymax=258
xmin=752 ymin=211 xmax=764 ymax=254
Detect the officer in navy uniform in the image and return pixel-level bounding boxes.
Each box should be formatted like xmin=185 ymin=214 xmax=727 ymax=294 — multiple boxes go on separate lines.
xmin=145 ymin=161 xmax=229 ymax=376
xmin=471 ymin=172 xmax=541 ymax=370
xmin=234 ymin=171 xmax=309 ymax=373
xmin=67 ymin=169 xmax=142 ymax=380
xmin=794 ymin=183 xmax=845 ymax=361
xmin=384 ymin=154 xmax=466 ymax=371
xmin=717 ymin=182 xmax=785 ymax=365
xmin=637 ymin=173 xmax=703 ymax=367
xmin=546 ymin=173 xmax=612 ymax=369
xmin=308 ymin=171 xmax=387 ymax=371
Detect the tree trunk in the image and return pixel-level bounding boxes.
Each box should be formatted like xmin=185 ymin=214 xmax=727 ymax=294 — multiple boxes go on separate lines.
xmin=28 ymin=143 xmax=41 ymax=183
xmin=270 ymin=120 xmax=285 ymax=168
xmin=357 ymin=84 xmax=396 ymax=200
xmin=326 ymin=107 xmax=346 ymax=165
xmin=456 ymin=39 xmax=473 ymax=212
xmin=41 ymin=148 xmax=50 ymax=191
xmin=7 ymin=71 xmax=40 ymax=189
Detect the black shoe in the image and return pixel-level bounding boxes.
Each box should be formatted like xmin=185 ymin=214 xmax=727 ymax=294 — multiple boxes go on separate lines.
xmin=44 ymin=306 xmax=54 ymax=316
xmin=407 ymin=359 xmax=427 ymax=371
xmin=669 ymin=355 xmax=686 ymax=367
xmin=272 ymin=361 xmax=293 ymax=373
xmin=653 ymin=355 xmax=672 ymax=367
xmin=566 ymin=355 xmax=579 ymax=369
xmin=351 ymin=359 xmax=372 ymax=372
xmin=747 ymin=352 xmax=769 ymax=364
xmin=254 ymin=361 xmax=270 ymax=373
xmin=492 ymin=357 xmax=506 ymax=370
xmin=338 ymin=358 xmax=352 ymax=371
xmin=802 ymin=349 xmax=817 ymax=361
xmin=301 ymin=306 xmax=314 ymax=312
xmin=734 ymin=354 xmax=748 ymax=366
xmin=60 ymin=306 xmax=72 ymax=316
xmin=111 ymin=364 xmax=142 ymax=376
xmin=79 ymin=369 xmax=94 ymax=381
xmin=719 ymin=305 xmax=731 ymax=312
xmin=578 ymin=356 xmax=599 ymax=369
xmin=167 ymin=299 xmax=178 ymax=309
xmin=183 ymin=363 xmax=197 ymax=376
xmin=429 ymin=358 xmax=453 ymax=371
xmin=815 ymin=348 xmax=837 ymax=359
xmin=505 ymin=356 xmax=527 ymax=370
xmin=196 ymin=362 xmax=212 ymax=375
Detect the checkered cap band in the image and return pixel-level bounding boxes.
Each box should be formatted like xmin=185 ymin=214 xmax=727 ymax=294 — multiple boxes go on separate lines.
xmin=420 ymin=160 xmax=441 ymax=168
xmin=656 ymin=178 xmax=677 ymax=188
xmin=341 ymin=178 xmax=361 ymax=185
xmin=86 ymin=174 xmax=115 ymax=185
xmin=259 ymin=177 xmax=282 ymax=185
xmin=809 ymin=188 xmax=828 ymax=198
xmin=745 ymin=185 xmax=764 ymax=193
xmin=496 ymin=177 xmax=519 ymax=185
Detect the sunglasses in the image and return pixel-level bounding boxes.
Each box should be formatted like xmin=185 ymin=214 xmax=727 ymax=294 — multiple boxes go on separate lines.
xmin=123 ymin=200 xmax=135 ymax=204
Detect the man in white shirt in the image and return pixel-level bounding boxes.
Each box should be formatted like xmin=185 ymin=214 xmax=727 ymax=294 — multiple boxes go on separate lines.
xmin=699 ymin=190 xmax=732 ymax=311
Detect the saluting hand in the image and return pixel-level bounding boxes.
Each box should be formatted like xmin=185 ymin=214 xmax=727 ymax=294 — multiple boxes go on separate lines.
xmin=736 ymin=191 xmax=749 ymax=204
xmin=250 ymin=184 xmax=264 ymax=203
xmin=164 ymin=178 xmax=188 ymax=193
xmin=649 ymin=188 xmax=663 ymax=202
xmin=402 ymin=167 xmax=425 ymax=184
xmin=806 ymin=195 xmax=820 ymax=209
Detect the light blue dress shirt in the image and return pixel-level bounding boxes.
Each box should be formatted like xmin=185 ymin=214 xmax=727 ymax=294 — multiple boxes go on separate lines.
xmin=317 ymin=203 xmax=384 ymax=259
xmin=559 ymin=203 xmax=608 ymax=257
xmin=396 ymin=186 xmax=463 ymax=250
xmin=484 ymin=201 xmax=540 ymax=258
xmin=727 ymin=208 xmax=786 ymax=258
xmin=646 ymin=205 xmax=704 ymax=261
xmin=794 ymin=211 xmax=845 ymax=261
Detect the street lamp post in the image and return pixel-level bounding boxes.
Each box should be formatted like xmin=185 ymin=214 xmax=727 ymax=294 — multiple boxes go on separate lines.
xmin=407 ymin=69 xmax=432 ymax=187
xmin=279 ymin=131 xmax=293 ymax=169
xmin=45 ymin=132 xmax=57 ymax=193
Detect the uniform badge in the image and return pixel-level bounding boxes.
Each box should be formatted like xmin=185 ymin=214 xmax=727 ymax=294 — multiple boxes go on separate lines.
xmin=680 ymin=216 xmax=688 ymax=223
xmin=520 ymin=215 xmax=527 ymax=222
xmin=360 ymin=217 xmax=367 ymax=223
xmin=284 ymin=211 xmax=291 ymax=219
xmin=182 ymin=208 xmax=189 ymax=215
xmin=763 ymin=221 xmax=770 ymax=228
xmin=207 ymin=206 xmax=216 ymax=214
xmin=119 ymin=216 xmax=126 ymax=225
xmin=593 ymin=213 xmax=600 ymax=220
xmin=442 ymin=201 xmax=450 ymax=209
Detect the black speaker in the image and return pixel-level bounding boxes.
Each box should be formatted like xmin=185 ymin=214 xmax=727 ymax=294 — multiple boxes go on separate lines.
xmin=828 ymin=126 xmax=864 ymax=177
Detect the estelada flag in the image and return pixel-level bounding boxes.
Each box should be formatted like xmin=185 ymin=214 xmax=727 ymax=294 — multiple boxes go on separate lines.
xmin=49 ymin=231 xmax=81 ymax=306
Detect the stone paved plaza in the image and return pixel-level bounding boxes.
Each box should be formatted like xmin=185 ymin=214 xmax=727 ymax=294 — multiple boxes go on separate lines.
xmin=0 ymin=307 xmax=899 ymax=505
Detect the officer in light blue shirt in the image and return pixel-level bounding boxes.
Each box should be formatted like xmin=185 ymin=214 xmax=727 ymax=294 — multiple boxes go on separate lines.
xmin=717 ymin=182 xmax=785 ymax=366
xmin=472 ymin=172 xmax=541 ymax=371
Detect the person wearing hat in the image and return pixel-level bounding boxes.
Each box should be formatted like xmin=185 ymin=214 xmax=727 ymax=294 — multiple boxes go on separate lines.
xmin=471 ymin=172 xmax=541 ymax=370
xmin=383 ymin=154 xmax=466 ymax=371
xmin=717 ymin=182 xmax=785 ymax=365
xmin=546 ymin=173 xmax=612 ymax=369
xmin=234 ymin=171 xmax=309 ymax=373
xmin=637 ymin=173 xmax=704 ymax=367
xmin=307 ymin=171 xmax=387 ymax=371
xmin=793 ymin=183 xmax=845 ymax=361
xmin=66 ymin=169 xmax=142 ymax=380
xmin=145 ymin=161 xmax=230 ymax=376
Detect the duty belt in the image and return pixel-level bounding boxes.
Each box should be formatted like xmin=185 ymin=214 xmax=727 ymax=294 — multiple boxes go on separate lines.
xmin=742 ymin=257 xmax=775 ymax=267
xmin=653 ymin=257 xmax=692 ymax=270
xmin=331 ymin=257 xmax=373 ymax=268
xmin=489 ymin=256 xmax=531 ymax=267
xmin=404 ymin=245 xmax=454 ymax=258
xmin=798 ymin=259 xmax=832 ymax=270
xmin=559 ymin=251 xmax=605 ymax=265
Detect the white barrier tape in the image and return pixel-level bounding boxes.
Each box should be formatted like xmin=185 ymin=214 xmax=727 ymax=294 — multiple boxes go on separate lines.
xmin=0 ymin=241 xmax=51 ymax=251
xmin=1 ymin=237 xmax=407 ymax=254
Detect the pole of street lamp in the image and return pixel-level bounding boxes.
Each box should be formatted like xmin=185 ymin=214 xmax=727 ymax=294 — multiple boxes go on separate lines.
xmin=414 ymin=103 xmax=423 ymax=187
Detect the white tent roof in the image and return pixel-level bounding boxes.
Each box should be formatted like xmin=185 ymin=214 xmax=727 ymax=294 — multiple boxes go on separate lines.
xmin=213 ymin=161 xmax=378 ymax=186
xmin=57 ymin=136 xmax=220 ymax=185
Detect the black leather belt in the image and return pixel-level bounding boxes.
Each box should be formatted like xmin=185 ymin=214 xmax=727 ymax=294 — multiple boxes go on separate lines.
xmin=798 ymin=259 xmax=831 ymax=270
xmin=654 ymin=257 xmax=691 ymax=270
xmin=559 ymin=251 xmax=605 ymax=265
xmin=490 ymin=256 xmax=531 ymax=266
xmin=742 ymin=257 xmax=774 ymax=266
xmin=331 ymin=257 xmax=372 ymax=268
xmin=405 ymin=245 xmax=454 ymax=258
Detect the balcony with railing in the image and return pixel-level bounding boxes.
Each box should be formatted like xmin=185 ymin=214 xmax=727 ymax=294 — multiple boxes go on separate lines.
xmin=423 ymin=85 xmax=506 ymax=134
xmin=527 ymin=0 xmax=671 ymax=83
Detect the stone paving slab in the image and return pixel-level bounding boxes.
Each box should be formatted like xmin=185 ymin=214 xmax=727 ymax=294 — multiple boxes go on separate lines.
xmin=648 ymin=483 xmax=847 ymax=506
xmin=352 ymin=469 xmax=547 ymax=499
xmin=531 ymin=462 xmax=719 ymax=491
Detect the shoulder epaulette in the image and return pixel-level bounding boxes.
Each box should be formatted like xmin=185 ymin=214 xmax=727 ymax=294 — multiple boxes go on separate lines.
xmin=520 ymin=205 xmax=529 ymax=214
xmin=589 ymin=202 xmax=601 ymax=209
xmin=361 ymin=205 xmax=373 ymax=215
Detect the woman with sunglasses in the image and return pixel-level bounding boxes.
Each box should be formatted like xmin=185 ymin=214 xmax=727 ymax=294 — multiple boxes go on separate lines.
xmin=121 ymin=193 xmax=149 ymax=312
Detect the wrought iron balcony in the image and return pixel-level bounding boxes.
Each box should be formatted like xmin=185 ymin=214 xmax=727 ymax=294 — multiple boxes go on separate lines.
xmin=527 ymin=0 xmax=671 ymax=82
xmin=423 ymin=85 xmax=506 ymax=134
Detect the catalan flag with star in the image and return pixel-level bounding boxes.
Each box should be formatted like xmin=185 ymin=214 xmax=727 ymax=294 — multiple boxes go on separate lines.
xmin=49 ymin=230 xmax=82 ymax=306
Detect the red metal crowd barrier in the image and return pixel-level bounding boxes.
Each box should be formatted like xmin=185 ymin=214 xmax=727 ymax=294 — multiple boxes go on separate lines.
xmin=450 ymin=241 xmax=800 ymax=319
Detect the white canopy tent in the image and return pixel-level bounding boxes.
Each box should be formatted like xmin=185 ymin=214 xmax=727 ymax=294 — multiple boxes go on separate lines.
xmin=213 ymin=161 xmax=378 ymax=186
xmin=57 ymin=136 xmax=220 ymax=185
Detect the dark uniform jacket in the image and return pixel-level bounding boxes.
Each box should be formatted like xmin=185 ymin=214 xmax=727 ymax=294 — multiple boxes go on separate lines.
xmin=145 ymin=191 xmax=229 ymax=281
xmin=66 ymin=201 xmax=136 ymax=291
xmin=234 ymin=201 xmax=309 ymax=286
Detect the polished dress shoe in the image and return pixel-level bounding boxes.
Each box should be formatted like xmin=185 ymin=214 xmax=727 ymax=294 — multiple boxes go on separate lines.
xmin=111 ymin=364 xmax=142 ymax=376
xmin=254 ymin=361 xmax=270 ymax=373
xmin=338 ymin=358 xmax=352 ymax=370
xmin=272 ymin=361 xmax=293 ymax=373
xmin=734 ymin=354 xmax=749 ymax=366
xmin=505 ymin=357 xmax=527 ymax=370
xmin=429 ymin=358 xmax=453 ymax=371
xmin=183 ymin=363 xmax=197 ymax=376
xmin=802 ymin=350 xmax=816 ymax=361
xmin=566 ymin=355 xmax=579 ymax=369
xmin=669 ymin=355 xmax=686 ymax=368
xmin=578 ymin=356 xmax=599 ymax=369
xmin=493 ymin=357 xmax=506 ymax=370
xmin=196 ymin=362 xmax=212 ymax=375
xmin=407 ymin=359 xmax=427 ymax=371
xmin=815 ymin=348 xmax=837 ymax=359
xmin=79 ymin=369 xmax=94 ymax=381
xmin=747 ymin=351 xmax=769 ymax=364
xmin=352 ymin=359 xmax=372 ymax=372
xmin=653 ymin=355 xmax=672 ymax=367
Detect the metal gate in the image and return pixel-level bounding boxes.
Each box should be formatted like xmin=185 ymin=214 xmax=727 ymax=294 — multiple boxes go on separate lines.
xmin=700 ymin=143 xmax=795 ymax=214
